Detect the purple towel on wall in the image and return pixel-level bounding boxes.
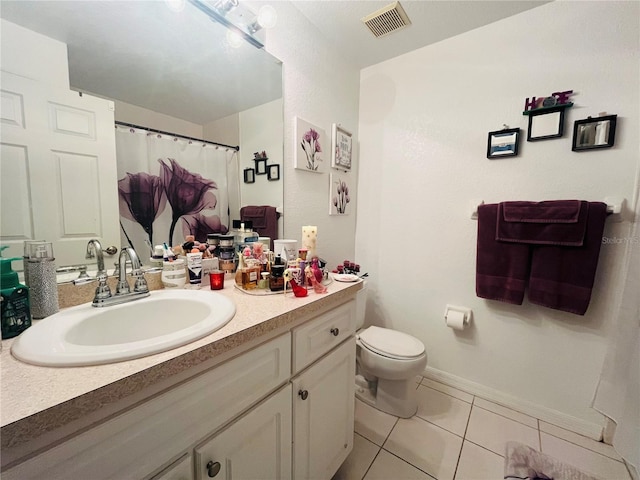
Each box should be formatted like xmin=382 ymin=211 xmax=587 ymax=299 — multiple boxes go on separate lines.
xmin=476 ymin=201 xmax=608 ymax=315
xmin=497 ymin=201 xmax=588 ymax=246
xmin=240 ymin=205 xmax=279 ymax=250
xmin=476 ymin=204 xmax=530 ymax=305
xmin=528 ymin=202 xmax=607 ymax=315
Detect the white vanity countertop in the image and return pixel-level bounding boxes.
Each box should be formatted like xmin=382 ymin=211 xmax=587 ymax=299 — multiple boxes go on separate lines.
xmin=0 ymin=279 xmax=362 ymax=453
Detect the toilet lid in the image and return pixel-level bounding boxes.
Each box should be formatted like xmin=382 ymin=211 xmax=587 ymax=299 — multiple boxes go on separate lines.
xmin=358 ymin=326 xmax=425 ymax=360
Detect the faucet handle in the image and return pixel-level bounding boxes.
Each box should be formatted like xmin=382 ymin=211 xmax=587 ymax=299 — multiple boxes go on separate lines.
xmin=93 ymin=272 xmax=112 ymax=300
xmin=132 ymin=269 xmax=149 ymax=294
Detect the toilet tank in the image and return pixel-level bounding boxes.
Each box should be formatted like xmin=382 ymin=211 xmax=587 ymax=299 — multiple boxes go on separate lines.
xmin=356 ymin=281 xmax=367 ymax=329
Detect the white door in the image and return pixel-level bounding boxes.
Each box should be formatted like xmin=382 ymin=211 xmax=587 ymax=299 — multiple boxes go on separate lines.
xmin=194 ymin=385 xmax=292 ymax=480
xmin=0 ymin=71 xmax=120 ymax=268
xmin=292 ymin=339 xmax=356 ymax=480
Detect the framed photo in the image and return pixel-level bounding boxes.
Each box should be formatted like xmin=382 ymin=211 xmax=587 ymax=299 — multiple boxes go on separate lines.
xmin=243 ymin=168 xmax=255 ymax=184
xmin=331 ymin=124 xmax=353 ymax=171
xmin=254 ymin=158 xmax=267 ymax=175
xmin=487 ymin=128 xmax=520 ymax=159
xmin=329 ymin=172 xmax=352 ymax=215
xmin=267 ymin=164 xmax=280 ymax=181
xmin=527 ymin=107 xmax=566 ymax=141
xmin=572 ymin=115 xmax=617 ymax=152
xmin=294 ymin=116 xmax=327 ymax=173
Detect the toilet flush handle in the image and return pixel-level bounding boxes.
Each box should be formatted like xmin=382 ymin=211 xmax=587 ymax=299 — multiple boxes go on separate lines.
xmin=330 ymin=327 xmax=339 ymax=336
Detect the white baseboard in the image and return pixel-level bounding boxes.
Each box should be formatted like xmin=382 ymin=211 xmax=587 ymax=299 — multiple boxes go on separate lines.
xmin=422 ymin=366 xmax=604 ymax=441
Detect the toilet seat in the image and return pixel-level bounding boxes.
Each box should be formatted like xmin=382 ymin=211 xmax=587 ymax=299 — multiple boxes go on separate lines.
xmin=358 ymin=326 xmax=425 ymax=360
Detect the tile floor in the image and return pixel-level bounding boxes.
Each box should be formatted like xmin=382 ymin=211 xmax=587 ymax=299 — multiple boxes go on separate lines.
xmin=333 ymin=377 xmax=632 ymax=480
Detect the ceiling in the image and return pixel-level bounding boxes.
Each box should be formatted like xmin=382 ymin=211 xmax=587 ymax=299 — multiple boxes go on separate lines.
xmin=290 ymin=0 xmax=551 ymax=69
xmin=0 ymin=0 xmax=550 ymax=125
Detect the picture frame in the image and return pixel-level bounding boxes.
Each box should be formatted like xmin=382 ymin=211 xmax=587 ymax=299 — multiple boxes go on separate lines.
xmin=486 ymin=128 xmax=521 ymax=159
xmin=527 ymin=107 xmax=566 ymax=141
xmin=329 ymin=172 xmax=352 ymax=216
xmin=294 ymin=116 xmax=327 ymax=173
xmin=572 ymin=115 xmax=617 ymax=152
xmin=331 ymin=123 xmax=353 ymax=171
xmin=267 ymin=164 xmax=280 ymax=181
xmin=254 ymin=158 xmax=267 ymax=175
xmin=243 ymin=168 xmax=255 ymax=184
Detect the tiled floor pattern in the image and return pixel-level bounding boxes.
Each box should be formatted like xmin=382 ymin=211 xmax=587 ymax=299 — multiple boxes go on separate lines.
xmin=333 ymin=377 xmax=632 ymax=480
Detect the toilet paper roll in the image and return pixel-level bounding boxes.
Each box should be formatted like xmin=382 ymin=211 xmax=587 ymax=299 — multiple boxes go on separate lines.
xmin=445 ymin=310 xmax=467 ymax=330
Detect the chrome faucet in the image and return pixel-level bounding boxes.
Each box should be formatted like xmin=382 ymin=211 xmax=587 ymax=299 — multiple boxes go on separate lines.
xmin=92 ymin=247 xmax=149 ymax=307
xmin=86 ymin=239 xmax=106 ymax=276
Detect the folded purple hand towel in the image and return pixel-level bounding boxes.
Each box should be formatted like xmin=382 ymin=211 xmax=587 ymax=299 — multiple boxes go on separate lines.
xmin=497 ymin=201 xmax=588 ymax=246
xmin=528 ymin=202 xmax=608 ymax=315
xmin=476 ymin=204 xmax=530 ymax=305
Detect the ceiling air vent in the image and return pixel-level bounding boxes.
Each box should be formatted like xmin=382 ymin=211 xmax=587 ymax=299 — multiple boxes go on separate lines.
xmin=362 ymin=1 xmax=411 ymax=38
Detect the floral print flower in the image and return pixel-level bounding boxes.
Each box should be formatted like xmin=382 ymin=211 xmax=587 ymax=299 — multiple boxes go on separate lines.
xmin=301 ymin=128 xmax=322 ymax=171
xmin=181 ymin=213 xmax=228 ymax=243
xmin=118 ymin=172 xmax=166 ymax=244
xmin=158 ymin=158 xmax=218 ymax=245
xmin=333 ymin=179 xmax=350 ymax=214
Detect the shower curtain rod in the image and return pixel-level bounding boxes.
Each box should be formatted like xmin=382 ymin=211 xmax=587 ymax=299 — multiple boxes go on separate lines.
xmin=115 ymin=121 xmax=240 ymax=151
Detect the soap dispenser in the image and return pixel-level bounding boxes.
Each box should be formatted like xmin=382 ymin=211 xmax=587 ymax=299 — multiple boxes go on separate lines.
xmin=0 ymin=246 xmax=32 ymax=339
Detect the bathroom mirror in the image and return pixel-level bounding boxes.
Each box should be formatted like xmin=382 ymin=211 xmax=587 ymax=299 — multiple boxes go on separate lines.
xmin=572 ymin=115 xmax=617 ymax=151
xmin=0 ymin=1 xmax=283 ymax=268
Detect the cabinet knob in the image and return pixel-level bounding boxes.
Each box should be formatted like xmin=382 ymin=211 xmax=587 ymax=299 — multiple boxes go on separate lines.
xmin=330 ymin=327 xmax=340 ymax=336
xmin=206 ymin=460 xmax=221 ymax=477
xmin=298 ymin=389 xmax=309 ymax=400
xmin=104 ymin=246 xmax=118 ymax=256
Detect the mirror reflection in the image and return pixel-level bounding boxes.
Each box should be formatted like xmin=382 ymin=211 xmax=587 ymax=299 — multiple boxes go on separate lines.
xmin=0 ymin=0 xmax=283 ymax=270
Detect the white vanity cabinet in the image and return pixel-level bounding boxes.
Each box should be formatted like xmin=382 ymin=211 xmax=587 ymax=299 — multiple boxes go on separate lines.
xmin=292 ymin=300 xmax=356 ymax=480
xmin=4 ymin=297 xmax=357 ymax=480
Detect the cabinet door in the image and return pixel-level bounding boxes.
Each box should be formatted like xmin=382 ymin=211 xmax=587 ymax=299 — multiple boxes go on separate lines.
xmin=195 ymin=385 xmax=292 ymax=480
xmin=292 ymin=339 xmax=355 ymax=480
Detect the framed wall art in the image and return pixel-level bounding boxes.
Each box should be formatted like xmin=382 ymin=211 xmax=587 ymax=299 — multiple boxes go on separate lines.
xmin=267 ymin=164 xmax=280 ymax=181
xmin=329 ymin=172 xmax=352 ymax=216
xmin=331 ymin=123 xmax=353 ymax=171
xmin=572 ymin=115 xmax=617 ymax=152
xmin=294 ymin=116 xmax=327 ymax=173
xmin=527 ymin=107 xmax=566 ymax=141
xmin=487 ymin=128 xmax=521 ymax=159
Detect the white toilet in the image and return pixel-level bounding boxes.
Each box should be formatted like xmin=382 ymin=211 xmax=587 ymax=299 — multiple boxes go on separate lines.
xmin=355 ymin=285 xmax=428 ymax=418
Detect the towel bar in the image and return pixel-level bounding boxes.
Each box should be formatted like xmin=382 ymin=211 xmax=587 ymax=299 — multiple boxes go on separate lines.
xmin=470 ymin=198 xmax=624 ymax=219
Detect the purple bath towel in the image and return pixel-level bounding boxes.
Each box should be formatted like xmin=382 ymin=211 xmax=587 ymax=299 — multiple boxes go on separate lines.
xmin=476 ymin=203 xmax=530 ymax=305
xmin=240 ymin=205 xmax=279 ymax=250
xmin=476 ymin=201 xmax=608 ymax=315
xmin=497 ymin=201 xmax=588 ymax=246
xmin=528 ymin=202 xmax=607 ymax=315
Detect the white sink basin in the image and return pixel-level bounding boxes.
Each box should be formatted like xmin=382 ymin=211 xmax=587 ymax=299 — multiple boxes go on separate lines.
xmin=11 ymin=289 xmax=236 ymax=367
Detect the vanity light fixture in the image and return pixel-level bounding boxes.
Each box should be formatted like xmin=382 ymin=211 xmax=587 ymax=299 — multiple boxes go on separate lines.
xmin=189 ymin=0 xmax=264 ymax=49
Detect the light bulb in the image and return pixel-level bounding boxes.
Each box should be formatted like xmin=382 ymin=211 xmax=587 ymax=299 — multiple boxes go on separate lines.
xmin=226 ymin=29 xmax=244 ymax=48
xmin=257 ymin=5 xmax=277 ymax=29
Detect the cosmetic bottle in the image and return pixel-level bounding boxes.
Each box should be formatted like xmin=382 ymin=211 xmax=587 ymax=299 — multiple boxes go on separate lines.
xmin=0 ymin=246 xmax=32 ymax=339
xmin=269 ymin=264 xmax=285 ymax=292
xmin=25 ymin=241 xmax=58 ymax=319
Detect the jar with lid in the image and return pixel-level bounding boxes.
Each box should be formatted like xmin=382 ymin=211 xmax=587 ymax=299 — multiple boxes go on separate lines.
xmin=269 ymin=264 xmax=285 ymax=291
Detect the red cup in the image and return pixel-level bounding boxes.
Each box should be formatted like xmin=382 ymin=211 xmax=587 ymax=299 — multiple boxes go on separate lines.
xmin=209 ymin=270 xmax=225 ymax=290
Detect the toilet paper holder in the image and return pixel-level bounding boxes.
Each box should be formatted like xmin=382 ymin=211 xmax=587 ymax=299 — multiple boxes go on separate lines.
xmin=444 ymin=305 xmax=472 ymax=330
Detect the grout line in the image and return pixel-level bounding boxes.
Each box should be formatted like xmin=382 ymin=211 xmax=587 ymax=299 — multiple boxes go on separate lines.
xmin=380 ymin=416 xmax=400 ymax=448
xmin=360 ymin=445 xmax=382 ymax=480
xmin=539 ymin=428 xmax=625 ymax=462
xmin=538 ymin=418 xmax=543 ymax=451
xmin=472 ymin=402 xmax=539 ymax=431
xmin=452 ymin=395 xmax=475 ymax=479
xmin=464 ymin=438 xmax=506 ymax=458
xmin=380 ymin=448 xmax=438 ymax=480
xmin=420 ymin=379 xmax=474 ymax=404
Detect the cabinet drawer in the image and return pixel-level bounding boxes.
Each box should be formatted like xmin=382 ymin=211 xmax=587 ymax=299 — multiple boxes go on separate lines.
xmin=292 ymin=300 xmax=355 ymax=373
xmin=150 ymin=453 xmax=193 ymax=480
xmin=5 ymin=333 xmax=291 ymax=480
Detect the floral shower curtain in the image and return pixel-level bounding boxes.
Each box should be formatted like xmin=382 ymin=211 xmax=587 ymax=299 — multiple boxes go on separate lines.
xmin=115 ymin=125 xmax=237 ymax=258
